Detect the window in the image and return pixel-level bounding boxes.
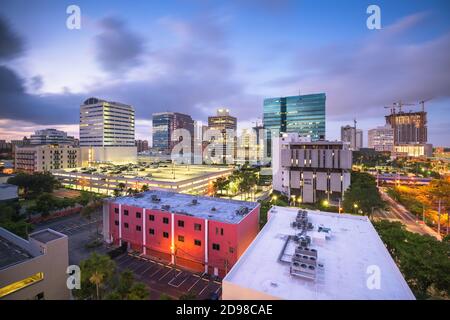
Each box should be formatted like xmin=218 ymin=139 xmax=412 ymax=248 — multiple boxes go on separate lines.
xmin=35 ymin=292 xmax=44 ymax=300
xmin=212 ymin=243 xmax=220 ymax=251
xmin=124 ymin=210 xmax=129 ymax=216
xmin=229 ymin=247 xmax=235 ymax=254
xmin=149 ymin=215 xmax=155 ymax=221
xmin=136 ymin=225 xmax=141 ymax=231
xmin=163 ymin=232 xmax=169 ymax=238
xmin=136 ymin=212 xmax=141 ymax=219
xmin=114 ymin=220 xmax=119 ymax=226
xmin=114 ymin=208 xmax=119 ymax=214
xmin=194 ymin=239 xmax=201 ymax=246
xmin=163 ymin=217 xmax=169 ymax=224
xmin=149 ymin=228 xmax=155 ymax=235
xmin=194 ymin=223 xmax=202 ymax=231
xmin=178 ymin=235 xmax=185 ymax=242
xmin=221 ymin=228 xmax=224 ymax=236
xmin=124 ymin=223 xmax=129 ymax=229
xmin=178 ymin=220 xmax=185 ymax=228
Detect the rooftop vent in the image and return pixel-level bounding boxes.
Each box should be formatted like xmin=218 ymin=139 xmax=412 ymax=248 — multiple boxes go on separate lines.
xmin=151 ymin=194 xmax=161 ymax=202
xmin=161 ymin=204 xmax=171 ymax=211
xmin=211 ymin=207 xmax=217 ymax=212
xmin=191 ymin=199 xmax=199 ymax=205
xmin=235 ymin=206 xmax=249 ymax=215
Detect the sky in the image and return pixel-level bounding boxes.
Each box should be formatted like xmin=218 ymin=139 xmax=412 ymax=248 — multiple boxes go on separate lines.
xmin=0 ymin=0 xmax=449 ymax=146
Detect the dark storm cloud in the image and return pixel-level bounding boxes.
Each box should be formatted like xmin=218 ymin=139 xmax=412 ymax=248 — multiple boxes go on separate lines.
xmin=94 ymin=16 xmax=146 ymax=74
xmin=0 ymin=15 xmax=24 ymax=60
xmin=0 ymin=65 xmax=83 ymax=124
xmin=0 ymin=16 xmax=83 ymax=125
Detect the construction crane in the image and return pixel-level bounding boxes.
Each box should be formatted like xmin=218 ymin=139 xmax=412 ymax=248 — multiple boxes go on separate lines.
xmin=418 ymin=98 xmax=432 ymax=112
xmin=394 ymin=100 xmax=415 ymax=113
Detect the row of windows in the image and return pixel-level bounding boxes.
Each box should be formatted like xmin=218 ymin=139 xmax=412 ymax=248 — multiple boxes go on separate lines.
xmin=114 ymin=220 xmax=229 ymax=251
xmin=115 ymin=208 xmax=205 ymax=232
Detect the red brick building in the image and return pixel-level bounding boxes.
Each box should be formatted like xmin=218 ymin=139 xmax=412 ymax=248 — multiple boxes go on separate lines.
xmin=103 ymin=191 xmax=260 ymax=277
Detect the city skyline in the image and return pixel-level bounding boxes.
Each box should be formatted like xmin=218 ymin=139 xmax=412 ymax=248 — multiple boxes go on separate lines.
xmin=0 ymin=0 xmax=449 ymax=146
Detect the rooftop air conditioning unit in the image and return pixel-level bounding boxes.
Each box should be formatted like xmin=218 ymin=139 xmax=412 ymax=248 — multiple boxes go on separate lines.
xmin=192 ymin=199 xmax=198 ymax=205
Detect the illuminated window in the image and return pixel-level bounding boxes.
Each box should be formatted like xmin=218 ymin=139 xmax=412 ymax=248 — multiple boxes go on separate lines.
xmin=0 ymin=272 xmax=44 ymax=298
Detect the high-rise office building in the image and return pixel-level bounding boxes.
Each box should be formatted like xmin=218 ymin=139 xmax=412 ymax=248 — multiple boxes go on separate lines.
xmin=368 ymin=125 xmax=394 ymax=152
xmin=152 ymin=112 xmax=194 ymax=153
xmin=80 ymin=97 xmax=135 ymax=147
xmin=30 ymin=129 xmax=75 ymax=145
xmin=135 ymin=140 xmax=149 ymax=153
xmin=207 ymin=108 xmax=237 ymax=164
xmin=263 ymin=93 xmax=326 ymax=156
xmin=341 ymin=125 xmax=363 ymax=151
xmin=79 ymin=97 xmax=137 ymax=165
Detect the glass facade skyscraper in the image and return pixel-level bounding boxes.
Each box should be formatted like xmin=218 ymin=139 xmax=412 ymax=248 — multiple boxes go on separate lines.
xmin=263 ymin=93 xmax=326 ymax=156
xmin=152 ymin=112 xmax=194 ymax=152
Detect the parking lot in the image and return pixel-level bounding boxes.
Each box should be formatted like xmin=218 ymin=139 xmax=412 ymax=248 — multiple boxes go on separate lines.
xmin=34 ymin=211 xmax=107 ymax=264
xmin=114 ymin=253 xmax=222 ymax=300
xmin=35 ymin=213 xmax=102 ymax=236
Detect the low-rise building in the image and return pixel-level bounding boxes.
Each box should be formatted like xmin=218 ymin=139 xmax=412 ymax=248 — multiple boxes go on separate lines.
xmin=103 ymin=190 xmax=260 ymax=277
xmin=393 ymin=143 xmax=433 ymax=158
xmin=53 ymin=164 xmax=233 ymax=196
xmin=0 ymin=228 xmax=70 ymax=300
xmin=272 ymin=133 xmax=352 ymax=204
xmin=14 ymin=145 xmax=80 ymax=173
xmin=0 ymin=184 xmax=18 ymax=203
xmin=222 ymin=206 xmax=415 ymax=300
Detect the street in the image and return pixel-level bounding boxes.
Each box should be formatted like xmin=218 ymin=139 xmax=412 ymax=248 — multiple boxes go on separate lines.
xmin=374 ymin=187 xmax=440 ymax=239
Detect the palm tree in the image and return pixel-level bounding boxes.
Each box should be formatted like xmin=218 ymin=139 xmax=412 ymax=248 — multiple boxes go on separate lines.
xmin=89 ymin=271 xmax=104 ymax=300
xmin=141 ymin=184 xmax=149 ymax=192
xmin=118 ymin=183 xmax=126 ymax=196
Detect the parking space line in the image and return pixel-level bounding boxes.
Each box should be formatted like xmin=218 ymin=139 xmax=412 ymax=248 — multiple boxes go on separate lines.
xmin=150 ymin=266 xmax=163 ymax=277
xmin=198 ymin=283 xmax=210 ymax=296
xmin=133 ymin=262 xmax=150 ymax=273
xmin=140 ymin=264 xmax=155 ymax=276
xmin=158 ymin=268 xmax=174 ymax=281
xmin=188 ymin=277 xmax=201 ymax=292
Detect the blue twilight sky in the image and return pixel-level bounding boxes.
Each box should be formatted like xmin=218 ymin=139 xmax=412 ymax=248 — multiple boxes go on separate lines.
xmin=0 ymin=0 xmax=449 ymax=146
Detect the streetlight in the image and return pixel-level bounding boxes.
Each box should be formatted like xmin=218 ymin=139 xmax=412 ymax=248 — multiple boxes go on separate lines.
xmin=322 ymin=200 xmax=329 ymax=208
xmin=353 ymin=203 xmax=358 ymax=215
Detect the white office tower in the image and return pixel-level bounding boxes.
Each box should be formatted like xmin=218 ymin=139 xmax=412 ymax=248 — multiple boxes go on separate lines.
xmin=79 ymin=97 xmax=137 ymax=165
xmin=272 ymin=133 xmax=352 ymax=204
xmin=368 ymin=125 xmax=394 ymax=152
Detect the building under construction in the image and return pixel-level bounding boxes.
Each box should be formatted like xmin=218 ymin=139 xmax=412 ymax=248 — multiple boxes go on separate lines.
xmin=385 ymin=111 xmax=427 ymax=145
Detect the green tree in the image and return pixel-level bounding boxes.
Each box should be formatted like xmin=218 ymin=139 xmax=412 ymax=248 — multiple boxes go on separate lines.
xmin=343 ymin=172 xmax=384 ymax=217
xmin=374 ymin=220 xmax=450 ymax=299
xmin=73 ymin=253 xmax=116 ymax=300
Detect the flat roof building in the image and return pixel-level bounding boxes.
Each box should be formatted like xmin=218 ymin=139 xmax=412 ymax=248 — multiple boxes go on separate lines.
xmin=222 ymin=206 xmax=415 ymax=300
xmin=53 ymin=164 xmax=233 ymax=196
xmin=104 ymin=190 xmax=260 ymax=277
xmin=272 ymin=133 xmax=352 ymax=204
xmin=30 ymin=128 xmax=75 ymax=146
xmin=14 ymin=144 xmax=80 ymax=173
xmin=0 ymin=228 xmax=70 ymax=300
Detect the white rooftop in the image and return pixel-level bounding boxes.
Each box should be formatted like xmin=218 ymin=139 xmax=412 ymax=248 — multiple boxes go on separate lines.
xmin=112 ymin=190 xmax=259 ymax=224
xmin=223 ymin=206 xmax=415 ymax=300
